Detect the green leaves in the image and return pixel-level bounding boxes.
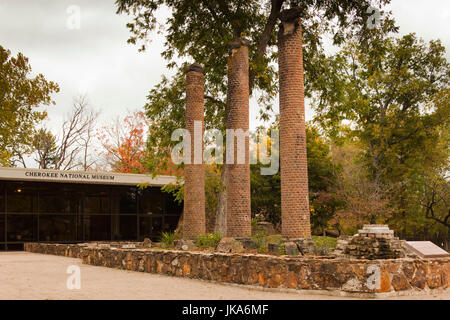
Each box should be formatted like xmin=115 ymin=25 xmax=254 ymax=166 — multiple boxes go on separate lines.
xmin=0 ymin=45 xmax=59 ymax=166
xmin=309 ymin=32 xmax=450 ymax=236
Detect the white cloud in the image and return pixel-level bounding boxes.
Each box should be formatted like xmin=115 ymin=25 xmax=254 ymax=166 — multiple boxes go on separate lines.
xmin=0 ymin=0 xmax=449 ymax=138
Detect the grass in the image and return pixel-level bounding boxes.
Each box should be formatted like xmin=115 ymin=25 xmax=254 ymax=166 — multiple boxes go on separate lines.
xmin=251 ymin=234 xmax=285 ymax=253
xmin=158 ymin=231 xmax=338 ymax=255
xmin=311 ymin=236 xmax=338 ymax=255
xmin=312 ymin=236 xmax=338 ymax=249
xmin=266 ymin=235 xmax=284 ymax=244
xmin=251 ymin=234 xmax=338 ymax=255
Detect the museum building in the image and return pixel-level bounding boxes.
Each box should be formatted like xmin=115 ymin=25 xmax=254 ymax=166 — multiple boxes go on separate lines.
xmin=0 ymin=167 xmax=182 ymax=250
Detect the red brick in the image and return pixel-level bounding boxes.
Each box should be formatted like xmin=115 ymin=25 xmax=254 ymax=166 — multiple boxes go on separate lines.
xmin=226 ymin=38 xmax=251 ymax=237
xmin=278 ymin=13 xmax=311 ymax=238
xmin=183 ymin=63 xmax=206 ymax=238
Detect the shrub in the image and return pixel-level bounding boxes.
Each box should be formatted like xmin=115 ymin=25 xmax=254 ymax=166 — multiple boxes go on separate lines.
xmin=196 ymin=232 xmax=222 ymax=248
xmin=160 ymin=231 xmax=178 ymax=248
xmin=279 ymin=243 xmax=287 ymax=255
xmin=251 ymin=234 xmax=284 ymax=253
xmin=251 ymin=216 xmax=267 ymax=236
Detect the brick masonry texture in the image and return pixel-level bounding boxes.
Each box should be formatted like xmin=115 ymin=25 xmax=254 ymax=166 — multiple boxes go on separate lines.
xmin=226 ymin=38 xmax=251 ymax=237
xmin=278 ymin=15 xmax=311 ymax=238
xmin=183 ymin=63 xmax=206 ymax=238
xmin=25 ymin=243 xmax=450 ymax=295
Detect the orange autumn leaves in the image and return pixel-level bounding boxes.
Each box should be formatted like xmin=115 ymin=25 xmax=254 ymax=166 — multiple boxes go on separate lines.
xmin=97 ymin=111 xmax=181 ymax=176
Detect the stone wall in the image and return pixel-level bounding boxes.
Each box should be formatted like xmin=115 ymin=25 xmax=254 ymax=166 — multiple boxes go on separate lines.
xmin=25 ymin=242 xmax=449 ymax=295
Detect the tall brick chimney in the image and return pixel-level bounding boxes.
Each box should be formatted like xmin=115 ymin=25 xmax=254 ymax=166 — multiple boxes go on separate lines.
xmin=183 ymin=63 xmax=206 ymax=238
xmin=226 ymin=38 xmax=251 ymax=237
xmin=278 ymin=9 xmax=311 ymax=238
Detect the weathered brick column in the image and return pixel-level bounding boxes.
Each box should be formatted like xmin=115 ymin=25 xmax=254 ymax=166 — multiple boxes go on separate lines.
xmin=226 ymin=38 xmax=251 ymax=237
xmin=183 ymin=63 xmax=206 ymax=238
xmin=278 ymin=9 xmax=311 ymax=238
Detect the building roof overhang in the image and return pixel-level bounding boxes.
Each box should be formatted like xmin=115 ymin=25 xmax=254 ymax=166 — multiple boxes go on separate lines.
xmin=0 ymin=167 xmax=177 ymax=187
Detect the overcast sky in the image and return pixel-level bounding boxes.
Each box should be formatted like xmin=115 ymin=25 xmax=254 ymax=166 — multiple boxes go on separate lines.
xmin=1 ymin=0 xmax=449 ymax=137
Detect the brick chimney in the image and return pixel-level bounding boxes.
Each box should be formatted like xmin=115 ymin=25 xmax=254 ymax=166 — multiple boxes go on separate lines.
xmin=183 ymin=63 xmax=206 ymax=238
xmin=226 ymin=38 xmax=251 ymax=237
xmin=278 ymin=9 xmax=311 ymax=238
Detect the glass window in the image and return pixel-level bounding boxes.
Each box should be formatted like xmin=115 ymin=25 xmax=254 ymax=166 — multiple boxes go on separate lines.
xmin=139 ymin=216 xmax=152 ymax=241
xmin=39 ymin=214 xmax=77 ymax=242
xmin=0 ymin=182 xmax=4 ymax=243
xmin=0 ymin=181 xmax=5 ymax=212
xmin=38 ymin=184 xmax=82 ymax=214
xmin=139 ymin=188 xmax=164 ymax=215
xmin=165 ymin=193 xmax=183 ymax=215
xmin=6 ymin=182 xmax=38 ymax=213
xmin=7 ymin=214 xmax=38 ymax=242
xmin=84 ymin=196 xmax=110 ymax=215
xmin=83 ymin=185 xmax=110 ymax=215
xmin=112 ymin=215 xmax=137 ymax=241
xmin=139 ymin=216 xmax=163 ymax=241
xmin=84 ymin=214 xmax=111 ymax=241
xmin=0 ymin=214 xmax=5 ymax=242
xmin=119 ymin=189 xmax=137 ymax=214
xmin=111 ymin=187 xmax=137 ymax=214
xmin=163 ymin=215 xmax=180 ymax=233
xmin=0 ymin=180 xmax=183 ymax=248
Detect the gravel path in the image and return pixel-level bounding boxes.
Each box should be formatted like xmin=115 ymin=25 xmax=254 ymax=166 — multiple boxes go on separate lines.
xmin=0 ymin=252 xmax=448 ymax=300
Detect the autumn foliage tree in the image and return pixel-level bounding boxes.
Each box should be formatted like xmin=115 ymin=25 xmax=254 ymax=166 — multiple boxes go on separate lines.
xmin=98 ymin=111 xmax=148 ymax=173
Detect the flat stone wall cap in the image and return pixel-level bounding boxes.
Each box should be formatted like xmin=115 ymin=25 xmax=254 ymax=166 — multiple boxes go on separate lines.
xmin=229 ymin=38 xmax=250 ymax=49
xmin=404 ymin=241 xmax=449 ymax=259
xmin=363 ymin=224 xmax=389 ymax=228
xmin=185 ymin=62 xmax=204 ymax=74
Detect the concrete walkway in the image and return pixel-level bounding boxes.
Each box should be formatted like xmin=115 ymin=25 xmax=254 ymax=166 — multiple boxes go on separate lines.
xmin=0 ymin=252 xmax=448 ymax=300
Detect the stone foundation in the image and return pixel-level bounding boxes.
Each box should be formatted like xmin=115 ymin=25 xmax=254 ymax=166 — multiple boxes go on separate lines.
xmin=25 ymin=242 xmax=449 ymax=296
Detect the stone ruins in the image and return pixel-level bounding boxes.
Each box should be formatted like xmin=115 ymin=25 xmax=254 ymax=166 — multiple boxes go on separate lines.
xmin=334 ymin=225 xmax=406 ymax=260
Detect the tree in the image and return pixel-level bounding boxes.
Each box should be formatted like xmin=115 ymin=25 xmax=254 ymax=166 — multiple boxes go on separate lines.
xmin=32 ymin=129 xmax=58 ymax=169
xmin=311 ymin=33 xmax=449 ymax=180
xmin=116 ymin=0 xmax=396 ymax=167
xmin=116 ymin=0 xmax=396 ymax=231
xmin=250 ymin=123 xmax=338 ymax=233
xmin=306 ymin=125 xmax=341 ymax=235
xmin=329 ymin=141 xmax=393 ymax=234
xmin=0 ymin=45 xmax=59 ymax=166
xmin=53 ymin=95 xmax=99 ymax=171
xmin=310 ymin=32 xmax=450 ymax=239
xmin=98 ymin=111 xmax=154 ymax=174
xmin=420 ymin=171 xmax=449 ymax=229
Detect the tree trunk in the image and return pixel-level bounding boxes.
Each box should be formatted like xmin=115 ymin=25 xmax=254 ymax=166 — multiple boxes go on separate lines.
xmin=214 ymin=166 xmax=227 ymax=235
xmin=175 ymin=209 xmax=184 ymax=235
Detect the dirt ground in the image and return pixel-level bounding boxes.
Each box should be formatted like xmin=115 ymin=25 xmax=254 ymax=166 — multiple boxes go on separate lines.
xmin=0 ymin=252 xmax=448 ymax=300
